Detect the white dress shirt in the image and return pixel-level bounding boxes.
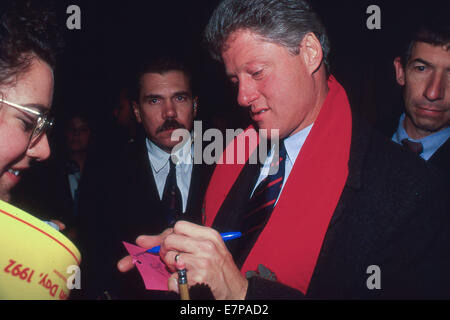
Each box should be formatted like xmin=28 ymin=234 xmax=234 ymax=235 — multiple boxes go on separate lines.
xmin=146 ymin=136 xmax=194 ymax=213
xmin=252 ymin=123 xmax=314 ymax=204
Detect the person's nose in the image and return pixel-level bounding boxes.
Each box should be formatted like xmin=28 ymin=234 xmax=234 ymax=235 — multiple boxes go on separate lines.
xmin=26 ymin=134 xmax=51 ymax=161
xmin=237 ymin=78 xmax=259 ymax=107
xmin=163 ymin=100 xmax=177 ymax=119
xmin=424 ymin=71 xmax=446 ymax=102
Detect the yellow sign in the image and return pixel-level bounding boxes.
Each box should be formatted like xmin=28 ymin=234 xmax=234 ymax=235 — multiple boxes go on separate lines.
xmin=0 ymin=200 xmax=81 ymax=300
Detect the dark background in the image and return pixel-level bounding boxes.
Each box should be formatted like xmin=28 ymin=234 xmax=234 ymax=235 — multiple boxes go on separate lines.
xmin=49 ymin=0 xmax=448 ymax=143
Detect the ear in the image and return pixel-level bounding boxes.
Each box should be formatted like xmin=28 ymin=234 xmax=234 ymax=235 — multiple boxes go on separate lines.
xmin=193 ymin=97 xmax=199 ymax=118
xmin=132 ymin=101 xmax=142 ymax=123
xmin=300 ymin=32 xmax=324 ymax=75
xmin=393 ymin=57 xmax=406 ymax=86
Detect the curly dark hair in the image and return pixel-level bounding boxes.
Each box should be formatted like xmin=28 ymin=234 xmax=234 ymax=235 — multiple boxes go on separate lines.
xmin=0 ymin=0 xmax=62 ymax=87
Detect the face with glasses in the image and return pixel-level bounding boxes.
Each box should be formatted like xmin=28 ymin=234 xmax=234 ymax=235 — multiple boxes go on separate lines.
xmin=0 ymin=57 xmax=54 ymax=201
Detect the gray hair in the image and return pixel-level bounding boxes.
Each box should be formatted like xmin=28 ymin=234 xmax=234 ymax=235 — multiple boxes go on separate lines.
xmin=204 ymin=0 xmax=330 ymax=71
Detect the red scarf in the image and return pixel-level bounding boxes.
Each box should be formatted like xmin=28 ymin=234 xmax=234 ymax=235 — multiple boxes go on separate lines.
xmin=203 ymin=76 xmax=352 ymax=294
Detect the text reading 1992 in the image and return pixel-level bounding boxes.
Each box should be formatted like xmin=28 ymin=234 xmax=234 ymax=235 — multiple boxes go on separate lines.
xmin=4 ymin=259 xmax=35 ymax=283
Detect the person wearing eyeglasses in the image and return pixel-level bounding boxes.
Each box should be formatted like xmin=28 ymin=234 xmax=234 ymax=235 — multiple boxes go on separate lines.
xmin=118 ymin=0 xmax=450 ymax=300
xmin=0 ymin=1 xmax=59 ymax=207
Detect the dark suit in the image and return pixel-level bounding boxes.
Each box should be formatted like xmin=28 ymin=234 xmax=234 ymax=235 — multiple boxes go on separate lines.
xmin=82 ymin=134 xmax=214 ymax=299
xmin=108 ymin=137 xmax=210 ymax=241
xmin=379 ymin=116 xmax=450 ymax=181
xmin=212 ymin=116 xmax=450 ymax=299
xmin=428 ymin=137 xmax=450 ymax=180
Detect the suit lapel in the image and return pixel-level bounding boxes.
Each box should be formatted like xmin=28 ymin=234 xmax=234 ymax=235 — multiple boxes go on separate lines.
xmin=428 ymin=137 xmax=450 ymax=176
xmin=211 ymin=158 xmax=261 ymax=262
xmin=327 ymin=115 xmax=372 ymax=228
xmin=126 ymin=138 xmax=167 ymax=233
xmin=185 ymin=163 xmax=208 ymax=224
xmin=135 ymin=138 xmax=161 ymax=205
xmin=212 ymin=160 xmax=260 ymax=232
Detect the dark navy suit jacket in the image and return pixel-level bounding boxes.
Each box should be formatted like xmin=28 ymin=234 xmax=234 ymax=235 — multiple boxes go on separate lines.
xmin=213 ymin=116 xmax=450 ymax=299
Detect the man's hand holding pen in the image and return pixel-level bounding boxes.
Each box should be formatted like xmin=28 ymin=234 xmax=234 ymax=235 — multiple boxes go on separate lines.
xmin=117 ymin=221 xmax=248 ymax=300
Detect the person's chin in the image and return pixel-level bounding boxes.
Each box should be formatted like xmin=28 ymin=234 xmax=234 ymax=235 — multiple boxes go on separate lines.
xmin=255 ymin=122 xmax=285 ymax=140
xmin=412 ymin=113 xmax=442 ymax=131
xmin=153 ymin=139 xmax=179 ymax=153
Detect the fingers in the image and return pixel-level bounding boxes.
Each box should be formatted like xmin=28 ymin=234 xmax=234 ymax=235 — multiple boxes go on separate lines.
xmin=167 ymin=256 xmax=188 ymax=295
xmin=50 ymin=219 xmax=66 ymax=231
xmin=164 ymin=250 xmax=182 ymax=273
xmin=118 ymin=228 xmax=174 ymax=273
xmin=117 ymin=255 xmax=134 ymax=273
xmin=160 ymin=221 xmax=225 ymax=258
xmin=136 ymin=227 xmax=173 ymax=249
xmin=161 ymin=232 xmax=208 ymax=256
xmin=160 ymin=221 xmax=230 ymax=275
xmin=174 ymin=221 xmax=224 ymax=247
xmin=168 ymin=272 xmax=179 ymax=293
xmin=159 ymin=223 xmax=248 ymax=299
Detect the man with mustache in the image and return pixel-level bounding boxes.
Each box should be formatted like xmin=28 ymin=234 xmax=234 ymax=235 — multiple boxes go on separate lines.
xmin=84 ymin=57 xmax=213 ymax=299
xmin=392 ymin=17 xmax=449 ymax=175
xmin=118 ymin=0 xmax=450 ymax=300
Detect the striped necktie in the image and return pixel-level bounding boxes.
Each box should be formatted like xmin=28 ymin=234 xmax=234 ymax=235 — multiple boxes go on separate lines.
xmin=237 ymin=141 xmax=287 ymax=263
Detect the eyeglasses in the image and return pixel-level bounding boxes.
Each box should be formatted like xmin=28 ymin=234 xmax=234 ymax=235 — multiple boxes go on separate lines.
xmin=0 ymin=98 xmax=54 ymax=148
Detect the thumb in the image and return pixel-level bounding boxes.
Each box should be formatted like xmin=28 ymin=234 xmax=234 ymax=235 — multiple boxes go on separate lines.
xmin=136 ymin=228 xmax=173 ymax=248
xmin=117 ymin=255 xmax=135 ymax=273
xmin=50 ymin=219 xmax=66 ymax=231
xmin=168 ymin=272 xmax=179 ymax=293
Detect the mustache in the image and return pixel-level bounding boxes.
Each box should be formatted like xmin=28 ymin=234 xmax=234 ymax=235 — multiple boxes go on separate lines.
xmin=156 ymin=119 xmax=185 ymax=134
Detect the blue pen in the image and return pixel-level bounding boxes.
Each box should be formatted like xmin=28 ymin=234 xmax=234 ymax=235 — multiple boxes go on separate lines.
xmin=144 ymin=231 xmax=242 ymax=254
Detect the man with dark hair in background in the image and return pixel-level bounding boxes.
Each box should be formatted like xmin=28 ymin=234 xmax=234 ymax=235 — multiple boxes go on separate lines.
xmin=391 ymin=15 xmax=449 ymax=177
xmin=84 ymin=57 xmax=214 ymax=299
xmin=119 ymin=0 xmax=450 ymax=299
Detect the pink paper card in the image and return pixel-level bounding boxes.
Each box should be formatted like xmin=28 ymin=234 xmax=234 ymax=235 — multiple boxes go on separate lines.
xmin=122 ymin=241 xmax=171 ymax=291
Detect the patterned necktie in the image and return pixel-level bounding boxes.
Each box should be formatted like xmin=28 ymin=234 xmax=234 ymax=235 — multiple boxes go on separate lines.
xmin=237 ymin=141 xmax=287 ymax=263
xmin=401 ymin=139 xmax=423 ymax=155
xmin=162 ymin=159 xmax=182 ymax=226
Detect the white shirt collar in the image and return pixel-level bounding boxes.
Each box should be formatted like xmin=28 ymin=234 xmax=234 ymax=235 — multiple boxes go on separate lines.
xmin=259 ymin=123 xmax=314 ymax=177
xmin=146 ymin=134 xmax=193 ymax=173
xmin=283 ymin=123 xmax=314 ymax=165
xmin=393 ymin=113 xmax=450 ymax=160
